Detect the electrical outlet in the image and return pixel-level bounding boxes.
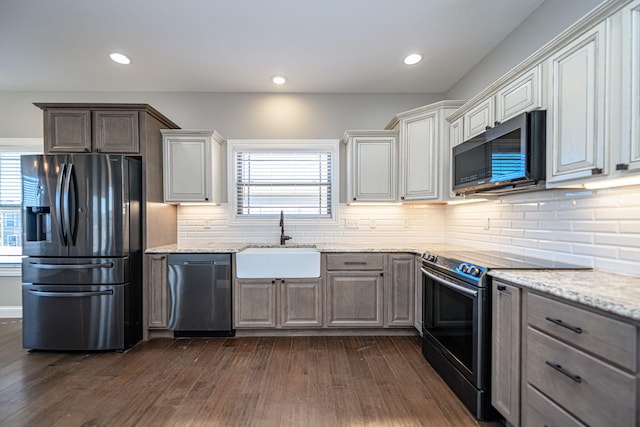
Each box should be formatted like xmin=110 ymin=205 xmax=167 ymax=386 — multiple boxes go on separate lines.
xmin=369 ymin=219 xmax=376 ymax=229
xmin=345 ymin=218 xmax=359 ymax=229
xmin=484 ymin=217 xmax=490 ymax=230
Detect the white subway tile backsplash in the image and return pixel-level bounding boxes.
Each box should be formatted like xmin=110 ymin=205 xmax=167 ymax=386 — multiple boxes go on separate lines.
xmin=176 ymin=185 xmax=640 ymax=276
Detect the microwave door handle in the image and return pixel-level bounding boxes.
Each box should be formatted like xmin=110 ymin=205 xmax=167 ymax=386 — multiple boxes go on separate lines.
xmin=55 ymin=163 xmax=67 ymax=245
xmin=421 ymin=268 xmax=478 ymax=298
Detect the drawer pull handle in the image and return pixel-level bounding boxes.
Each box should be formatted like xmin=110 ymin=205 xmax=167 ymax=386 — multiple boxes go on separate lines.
xmin=545 ymin=361 xmax=582 ymax=383
xmin=344 ymin=261 xmax=368 ymax=265
xmin=545 ymin=317 xmax=582 ymax=334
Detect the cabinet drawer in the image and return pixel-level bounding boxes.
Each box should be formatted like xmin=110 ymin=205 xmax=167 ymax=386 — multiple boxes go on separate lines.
xmin=527 ymin=327 xmax=636 ymax=427
xmin=325 ymin=253 xmax=384 ymax=270
xmin=527 ymin=292 xmax=637 ymax=370
xmin=525 ymin=384 xmax=585 ymax=427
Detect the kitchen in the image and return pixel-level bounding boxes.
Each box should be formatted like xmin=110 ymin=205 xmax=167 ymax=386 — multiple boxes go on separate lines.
xmin=1 ymin=0 xmax=640 ymax=426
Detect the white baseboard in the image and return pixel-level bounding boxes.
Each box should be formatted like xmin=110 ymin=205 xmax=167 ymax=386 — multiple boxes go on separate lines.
xmin=0 ymin=306 xmax=22 ymax=318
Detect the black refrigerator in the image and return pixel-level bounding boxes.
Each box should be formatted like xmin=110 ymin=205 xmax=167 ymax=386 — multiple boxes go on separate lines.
xmin=21 ymin=154 xmax=142 ymax=351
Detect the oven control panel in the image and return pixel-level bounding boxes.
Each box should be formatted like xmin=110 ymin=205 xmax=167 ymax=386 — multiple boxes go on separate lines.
xmin=456 ymin=263 xmax=486 ymax=278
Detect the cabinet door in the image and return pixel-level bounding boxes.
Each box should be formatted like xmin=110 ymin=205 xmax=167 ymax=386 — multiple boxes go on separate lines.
xmin=386 ymin=255 xmax=414 ymax=327
xmin=147 ymin=254 xmax=169 ymax=329
xmin=491 ymin=280 xmax=521 ymax=426
xmin=235 ymin=280 xmax=276 ymax=328
xmin=496 ymin=64 xmax=543 ymax=123
xmin=622 ymin=1 xmax=640 ymax=172
xmin=413 ymin=257 xmax=422 ymax=332
xmin=449 ymin=118 xmax=463 ymax=148
xmin=44 ymin=109 xmax=91 ymax=153
xmin=280 ymin=279 xmax=322 ymax=328
xmin=326 ymin=272 xmax=383 ymax=327
xmin=92 ymin=111 xmax=140 ymax=153
xmin=463 ymin=98 xmax=494 ymax=140
xmin=163 ymin=136 xmax=211 ymax=203
xmin=547 ymin=22 xmax=607 ymax=184
xmin=400 ymin=113 xmax=438 ymax=201
xmin=352 ymin=137 xmax=396 ymax=202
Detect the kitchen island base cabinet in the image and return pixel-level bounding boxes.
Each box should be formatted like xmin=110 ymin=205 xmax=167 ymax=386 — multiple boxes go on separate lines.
xmin=234 ymin=278 xmax=321 ymax=329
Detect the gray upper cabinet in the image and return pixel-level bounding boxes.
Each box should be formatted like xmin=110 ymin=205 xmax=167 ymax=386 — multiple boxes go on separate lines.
xmin=40 ymin=107 xmax=141 ymax=154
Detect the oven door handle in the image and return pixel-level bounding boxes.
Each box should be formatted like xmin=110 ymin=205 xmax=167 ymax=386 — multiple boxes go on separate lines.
xmin=421 ymin=268 xmax=478 ymax=297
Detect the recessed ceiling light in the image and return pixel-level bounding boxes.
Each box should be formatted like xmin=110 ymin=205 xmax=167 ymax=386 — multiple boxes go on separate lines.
xmin=271 ymin=75 xmax=287 ymax=85
xmin=109 ymin=52 xmax=131 ymax=65
xmin=403 ymin=53 xmax=422 ymax=65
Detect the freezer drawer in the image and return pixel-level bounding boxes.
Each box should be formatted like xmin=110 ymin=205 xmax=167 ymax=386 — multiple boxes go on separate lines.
xmin=22 ymin=283 xmax=126 ymax=351
xmin=22 ymin=257 xmax=128 ymax=285
xmin=167 ymin=254 xmax=232 ymax=335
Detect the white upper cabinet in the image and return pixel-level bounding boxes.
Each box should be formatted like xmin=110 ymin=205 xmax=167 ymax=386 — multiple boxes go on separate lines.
xmin=389 ymin=101 xmax=464 ymax=202
xmin=342 ymin=130 xmax=397 ymax=203
xmin=619 ymin=0 xmax=640 ymax=173
xmin=162 ymin=129 xmax=224 ymax=204
xmin=463 ymin=98 xmax=494 ymax=141
xmin=496 ymin=65 xmax=543 ymax=124
xmin=546 ymin=21 xmax=607 ymax=185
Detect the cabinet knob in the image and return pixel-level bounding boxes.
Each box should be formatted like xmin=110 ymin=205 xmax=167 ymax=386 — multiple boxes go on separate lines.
xmin=591 ymin=168 xmax=603 ymax=175
xmin=205 ymin=197 xmax=209 ymax=201
xmin=494 ymin=121 xmax=501 ymax=126
xmin=485 ymin=125 xmax=491 ymax=130
xmin=271 ymin=280 xmax=276 ymax=284
xmin=400 ymin=196 xmax=405 ymax=200
xmin=497 ymin=284 xmax=506 ymax=291
xmin=616 ymin=163 xmax=629 ymax=171
xmin=353 ymin=197 xmax=357 ymax=201
xmin=380 ymin=272 xmax=384 ymax=277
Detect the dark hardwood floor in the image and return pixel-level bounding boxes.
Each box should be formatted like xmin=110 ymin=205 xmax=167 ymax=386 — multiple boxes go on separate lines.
xmin=0 ymin=319 xmax=500 ymax=426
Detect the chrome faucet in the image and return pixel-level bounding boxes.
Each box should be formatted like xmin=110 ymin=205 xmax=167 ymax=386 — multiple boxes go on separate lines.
xmin=279 ymin=210 xmax=292 ymax=245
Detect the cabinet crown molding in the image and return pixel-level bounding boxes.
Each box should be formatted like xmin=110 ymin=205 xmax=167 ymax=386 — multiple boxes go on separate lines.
xmin=446 ymin=0 xmax=632 ymax=123
xmin=385 ymin=100 xmax=466 ymax=130
xmin=160 ymin=129 xmax=225 ymax=144
xmin=340 ymin=129 xmax=398 ymax=145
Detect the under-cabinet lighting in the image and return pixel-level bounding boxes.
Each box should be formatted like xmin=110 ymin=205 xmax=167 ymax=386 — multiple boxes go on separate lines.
xmin=583 ymin=175 xmax=640 ymax=189
xmin=447 ymin=198 xmax=489 ymax=205
xmin=349 ymin=202 xmax=403 ymax=206
xmin=109 ymin=52 xmax=131 ymax=65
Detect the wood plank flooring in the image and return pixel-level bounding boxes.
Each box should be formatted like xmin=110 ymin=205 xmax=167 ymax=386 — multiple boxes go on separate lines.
xmin=0 ymin=320 xmax=499 ymax=427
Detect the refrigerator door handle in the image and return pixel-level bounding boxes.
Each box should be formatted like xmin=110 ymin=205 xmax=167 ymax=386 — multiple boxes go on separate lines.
xmin=68 ymin=162 xmax=79 ymax=245
xmin=28 ymin=290 xmax=114 ymax=298
xmin=55 ymin=163 xmax=67 ymax=245
xmin=28 ymin=261 xmax=115 ymax=270
xmin=62 ymin=162 xmax=73 ymax=247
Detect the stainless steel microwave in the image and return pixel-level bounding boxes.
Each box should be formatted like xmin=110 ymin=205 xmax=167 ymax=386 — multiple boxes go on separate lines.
xmin=452 ymin=110 xmax=546 ymax=194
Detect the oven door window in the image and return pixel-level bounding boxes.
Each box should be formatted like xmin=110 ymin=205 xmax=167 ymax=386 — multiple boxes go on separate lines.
xmin=423 ymin=273 xmax=477 ymax=376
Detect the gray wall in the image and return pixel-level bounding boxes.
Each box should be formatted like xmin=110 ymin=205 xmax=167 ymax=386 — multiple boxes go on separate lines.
xmin=0 ymin=276 xmax=21 ymax=306
xmin=0 ymin=91 xmax=442 ymax=139
xmin=446 ymin=0 xmax=603 ymax=100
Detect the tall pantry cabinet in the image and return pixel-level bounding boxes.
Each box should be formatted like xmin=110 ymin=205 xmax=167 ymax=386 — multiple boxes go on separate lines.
xmin=34 ymin=103 xmax=181 ymax=336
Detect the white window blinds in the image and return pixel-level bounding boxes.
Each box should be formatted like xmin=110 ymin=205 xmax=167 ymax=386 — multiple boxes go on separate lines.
xmin=235 ymin=150 xmax=332 ymax=217
xmin=0 ymin=154 xmax=22 ymax=207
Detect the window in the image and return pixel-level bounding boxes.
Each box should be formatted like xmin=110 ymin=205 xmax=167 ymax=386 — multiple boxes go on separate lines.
xmin=229 ymin=140 xmax=338 ymax=219
xmin=0 ymin=139 xmax=43 ymax=264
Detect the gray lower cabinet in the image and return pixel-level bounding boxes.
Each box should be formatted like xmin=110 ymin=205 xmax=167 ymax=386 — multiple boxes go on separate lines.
xmin=492 ymin=279 xmax=639 ymax=427
xmin=147 ymin=254 xmax=169 ymax=329
xmin=491 ymin=280 xmax=521 ymax=426
xmin=386 ymin=254 xmax=414 ymax=327
xmin=235 ymin=278 xmax=321 ymax=328
xmin=325 ymin=253 xmax=385 ymax=327
xmin=326 ymin=271 xmax=384 ymax=327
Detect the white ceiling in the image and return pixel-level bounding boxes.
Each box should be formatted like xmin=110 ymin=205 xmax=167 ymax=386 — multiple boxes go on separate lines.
xmin=0 ymin=0 xmax=545 ymax=93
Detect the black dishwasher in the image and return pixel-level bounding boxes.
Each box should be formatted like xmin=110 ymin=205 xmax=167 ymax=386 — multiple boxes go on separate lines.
xmin=167 ymin=254 xmax=233 ymax=337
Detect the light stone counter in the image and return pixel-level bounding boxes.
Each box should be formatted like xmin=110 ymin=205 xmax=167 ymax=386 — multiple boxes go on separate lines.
xmin=146 ymin=242 xmax=467 ymax=254
xmin=489 ymin=270 xmax=640 ymax=322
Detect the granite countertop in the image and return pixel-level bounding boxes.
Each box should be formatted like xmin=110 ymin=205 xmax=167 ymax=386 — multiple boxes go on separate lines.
xmin=489 ymin=270 xmax=640 ymax=322
xmin=146 ymin=242 xmax=466 ymax=254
